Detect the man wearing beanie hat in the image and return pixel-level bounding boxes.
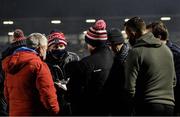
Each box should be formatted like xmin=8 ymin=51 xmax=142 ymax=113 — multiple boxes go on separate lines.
xmin=104 ymin=28 xmax=131 ymax=115
xmin=2 ymin=33 xmax=59 ymax=116
xmin=107 ymin=28 xmax=128 ymax=53
xmin=0 ymin=29 xmax=27 ymax=116
xmin=85 ymin=19 xmax=108 ymax=48
xmin=65 ymin=20 xmax=114 ymax=115
xmin=11 ymin=29 xmax=26 ymax=47
xmin=46 ymin=30 xmax=80 ymax=115
xmin=1 ymin=29 xmax=26 ymax=60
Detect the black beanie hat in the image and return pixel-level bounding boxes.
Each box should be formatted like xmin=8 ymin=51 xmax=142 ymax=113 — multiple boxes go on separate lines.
xmin=107 ymin=28 xmax=124 ymax=45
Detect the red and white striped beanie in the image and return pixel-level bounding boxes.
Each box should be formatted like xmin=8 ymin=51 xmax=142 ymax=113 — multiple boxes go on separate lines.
xmin=11 ymin=29 xmax=27 ymax=47
xmin=47 ymin=32 xmax=67 ymax=47
xmin=13 ymin=29 xmax=26 ymax=42
xmin=85 ymin=19 xmax=108 ymax=47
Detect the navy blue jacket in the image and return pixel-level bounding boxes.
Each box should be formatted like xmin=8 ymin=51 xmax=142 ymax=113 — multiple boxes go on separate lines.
xmin=167 ymin=40 xmax=180 ymax=114
xmin=167 ymin=41 xmax=180 ymax=85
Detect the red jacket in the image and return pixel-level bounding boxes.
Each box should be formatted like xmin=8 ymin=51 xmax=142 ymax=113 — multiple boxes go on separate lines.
xmin=2 ymin=51 xmax=60 ymax=116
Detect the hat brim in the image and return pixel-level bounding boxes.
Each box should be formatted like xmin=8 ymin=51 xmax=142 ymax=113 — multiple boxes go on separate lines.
xmin=108 ymin=37 xmax=124 ymax=44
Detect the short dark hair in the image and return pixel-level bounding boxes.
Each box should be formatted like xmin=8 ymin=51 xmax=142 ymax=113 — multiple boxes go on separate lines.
xmin=146 ymin=21 xmax=169 ymax=40
xmin=124 ymin=17 xmax=146 ymax=34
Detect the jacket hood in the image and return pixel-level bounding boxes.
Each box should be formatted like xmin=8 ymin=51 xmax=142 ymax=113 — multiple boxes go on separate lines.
xmin=133 ymin=32 xmax=162 ymax=48
xmin=2 ymin=51 xmax=39 ymax=75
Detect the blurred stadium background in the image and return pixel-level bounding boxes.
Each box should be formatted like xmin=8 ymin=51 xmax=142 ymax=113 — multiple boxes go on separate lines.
xmin=1 ymin=0 xmax=180 ymax=58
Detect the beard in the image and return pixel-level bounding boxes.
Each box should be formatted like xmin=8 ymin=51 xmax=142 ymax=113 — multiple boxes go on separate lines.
xmin=128 ymin=37 xmax=136 ymax=46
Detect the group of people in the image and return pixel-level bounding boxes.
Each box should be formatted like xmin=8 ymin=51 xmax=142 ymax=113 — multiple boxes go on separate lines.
xmin=0 ymin=16 xmax=180 ymax=116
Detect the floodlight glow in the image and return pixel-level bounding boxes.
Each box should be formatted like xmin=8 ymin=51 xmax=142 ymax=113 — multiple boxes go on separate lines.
xmin=124 ymin=18 xmax=129 ymax=22
xmin=3 ymin=21 xmax=14 ymax=25
xmin=83 ymin=31 xmax=87 ymax=34
xmin=121 ymin=30 xmax=126 ymax=34
xmin=51 ymin=20 xmax=61 ymax=24
xmin=8 ymin=32 xmax=14 ymax=36
xmin=86 ymin=19 xmax=96 ymax=23
xmin=160 ymin=17 xmax=171 ymax=21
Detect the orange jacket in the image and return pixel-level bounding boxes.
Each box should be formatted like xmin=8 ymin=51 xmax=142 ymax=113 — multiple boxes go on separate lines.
xmin=2 ymin=51 xmax=60 ymax=116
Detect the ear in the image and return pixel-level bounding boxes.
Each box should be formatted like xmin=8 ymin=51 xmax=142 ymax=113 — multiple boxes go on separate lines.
xmin=87 ymin=44 xmax=95 ymax=50
xmin=37 ymin=47 xmax=43 ymax=57
xmin=87 ymin=44 xmax=95 ymax=53
xmin=39 ymin=47 xmax=43 ymax=54
xmin=130 ymin=31 xmax=136 ymax=37
xmin=116 ymin=44 xmax=123 ymax=52
xmin=126 ymin=27 xmax=136 ymax=37
xmin=38 ymin=46 xmax=47 ymax=56
xmin=38 ymin=46 xmax=47 ymax=60
xmin=158 ymin=35 xmax=162 ymax=40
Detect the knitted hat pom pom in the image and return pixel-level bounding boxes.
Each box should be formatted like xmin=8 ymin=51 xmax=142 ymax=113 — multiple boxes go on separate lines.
xmin=94 ymin=20 xmax=106 ymax=30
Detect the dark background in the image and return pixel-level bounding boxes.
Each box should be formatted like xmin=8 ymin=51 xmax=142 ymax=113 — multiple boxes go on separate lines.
xmin=0 ymin=0 xmax=180 ymax=35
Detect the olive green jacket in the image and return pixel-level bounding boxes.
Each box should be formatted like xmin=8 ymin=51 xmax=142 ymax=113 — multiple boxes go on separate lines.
xmin=124 ymin=32 xmax=176 ymax=106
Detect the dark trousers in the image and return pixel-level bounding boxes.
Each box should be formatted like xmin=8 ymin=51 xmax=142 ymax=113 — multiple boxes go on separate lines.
xmin=174 ymin=86 xmax=180 ymax=115
xmin=135 ymin=103 xmax=174 ymax=116
xmin=0 ymin=96 xmax=8 ymax=116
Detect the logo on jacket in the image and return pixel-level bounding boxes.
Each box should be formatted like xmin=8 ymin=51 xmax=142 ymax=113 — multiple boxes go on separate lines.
xmin=93 ymin=69 xmax=102 ymax=72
